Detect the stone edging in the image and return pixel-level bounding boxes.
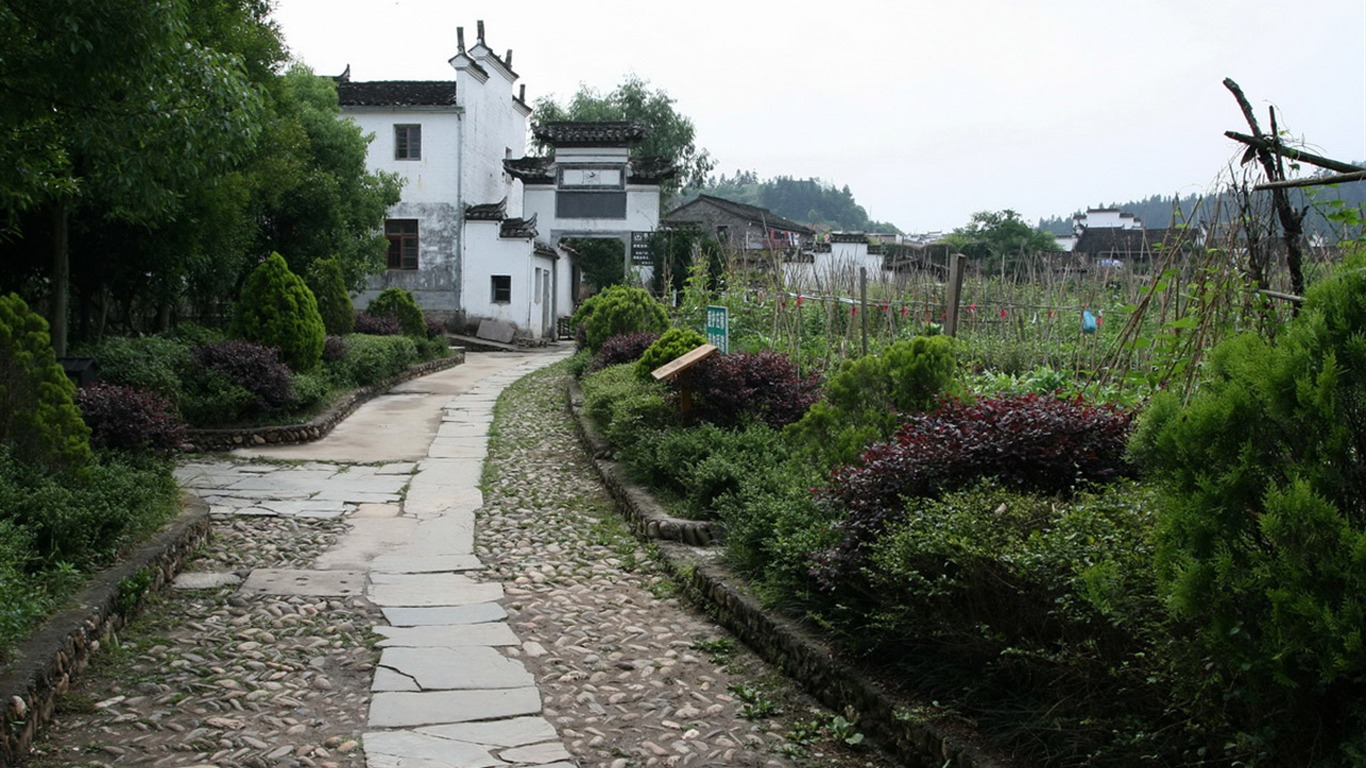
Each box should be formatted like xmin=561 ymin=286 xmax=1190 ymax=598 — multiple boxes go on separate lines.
xmin=184 ymin=351 xmax=465 ymax=452
xmin=566 ymin=381 xmax=1008 ymax=768
xmin=566 ymin=382 xmax=724 ymax=547
xmin=0 ymin=497 xmax=211 ymax=767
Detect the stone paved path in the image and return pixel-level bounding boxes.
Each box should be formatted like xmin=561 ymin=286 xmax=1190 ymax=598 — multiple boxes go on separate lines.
xmin=25 ymin=352 xmax=894 ymax=768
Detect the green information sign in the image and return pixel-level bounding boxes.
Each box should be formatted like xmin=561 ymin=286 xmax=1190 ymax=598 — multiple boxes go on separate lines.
xmin=705 ymin=305 xmax=728 ymax=354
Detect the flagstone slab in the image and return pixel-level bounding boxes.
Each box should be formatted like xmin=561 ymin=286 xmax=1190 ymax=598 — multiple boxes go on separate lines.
xmin=375 ymin=646 xmax=533 ymax=690
xmin=370 ymin=553 xmax=484 ymax=574
xmin=499 ymin=742 xmax=573 ymax=764
xmin=366 ymin=576 xmax=502 ymax=607
xmin=381 ymin=603 xmax=507 ymax=626
xmin=426 ymin=438 xmax=491 ymax=459
xmin=363 ymin=729 xmax=501 ymax=768
xmin=373 ymin=622 xmax=520 ymax=647
xmin=403 ymin=512 xmax=477 ymax=551
xmin=368 ymin=687 xmax=541 ymax=728
xmin=417 ymin=716 xmax=558 ymax=748
xmin=240 ymin=568 xmax=366 ymax=597
xmin=404 ymin=488 xmax=484 ymax=519
xmin=173 ymin=572 xmax=242 ymax=590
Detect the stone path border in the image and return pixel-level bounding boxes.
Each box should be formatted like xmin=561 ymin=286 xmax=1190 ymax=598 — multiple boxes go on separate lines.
xmin=0 ymin=498 xmax=211 ymax=766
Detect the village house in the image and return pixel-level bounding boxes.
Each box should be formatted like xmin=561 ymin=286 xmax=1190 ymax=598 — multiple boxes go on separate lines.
xmin=335 ymin=22 xmax=672 ymax=342
xmin=663 ymin=195 xmax=816 ymax=264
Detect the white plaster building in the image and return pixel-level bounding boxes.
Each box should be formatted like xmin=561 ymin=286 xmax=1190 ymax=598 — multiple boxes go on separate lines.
xmin=336 ymin=23 xmax=671 ymax=342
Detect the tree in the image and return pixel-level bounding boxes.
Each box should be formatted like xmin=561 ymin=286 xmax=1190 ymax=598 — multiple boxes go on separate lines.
xmin=0 ymin=0 xmax=267 ymax=354
xmin=230 ymin=253 xmax=325 ymax=372
xmin=253 ymin=67 xmax=403 ymax=288
xmin=533 ymin=76 xmax=713 ymax=201
xmin=940 ymin=209 xmax=1058 ymax=273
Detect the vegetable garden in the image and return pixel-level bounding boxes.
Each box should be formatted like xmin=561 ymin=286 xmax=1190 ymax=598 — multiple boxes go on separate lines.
xmin=571 ymin=177 xmax=1366 ymax=765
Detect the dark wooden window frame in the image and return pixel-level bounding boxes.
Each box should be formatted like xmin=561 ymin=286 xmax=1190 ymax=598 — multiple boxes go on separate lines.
xmin=385 ymin=219 xmax=419 ymax=270
xmin=491 ymin=275 xmax=512 ymax=304
xmin=395 ymin=124 xmax=421 ymax=160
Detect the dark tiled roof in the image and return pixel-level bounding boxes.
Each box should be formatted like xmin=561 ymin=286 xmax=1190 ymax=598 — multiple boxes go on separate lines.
xmin=534 ymin=240 xmax=559 ymax=259
xmin=830 ymin=232 xmax=867 ymax=243
xmin=465 ymin=198 xmax=508 ymax=221
xmin=501 ymin=214 xmax=538 ymax=239
xmin=1073 ymin=227 xmax=1172 ymax=256
xmin=627 ymin=157 xmax=677 ymax=184
xmin=504 ymin=157 xmax=555 ymax=183
xmin=666 ymin=195 xmax=814 ymax=235
xmin=533 ymin=121 xmax=648 ymax=147
xmin=337 ymin=81 xmax=457 ymax=107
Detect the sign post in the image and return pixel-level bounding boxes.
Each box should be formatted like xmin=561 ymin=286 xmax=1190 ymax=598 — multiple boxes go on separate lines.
xmin=705 ymin=305 xmax=729 ymax=354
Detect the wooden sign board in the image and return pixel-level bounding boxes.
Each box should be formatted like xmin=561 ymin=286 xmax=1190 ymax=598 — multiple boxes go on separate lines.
xmin=651 ymin=344 xmax=718 ymax=381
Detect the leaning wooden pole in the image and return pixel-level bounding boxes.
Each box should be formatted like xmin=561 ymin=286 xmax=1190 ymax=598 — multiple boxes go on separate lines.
xmin=1223 ymin=78 xmax=1307 ymax=299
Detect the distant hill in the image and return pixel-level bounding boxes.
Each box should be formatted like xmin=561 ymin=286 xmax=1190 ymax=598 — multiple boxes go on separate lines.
xmin=679 ymin=172 xmax=903 ymax=234
xmin=1038 ymin=174 xmax=1366 ymax=238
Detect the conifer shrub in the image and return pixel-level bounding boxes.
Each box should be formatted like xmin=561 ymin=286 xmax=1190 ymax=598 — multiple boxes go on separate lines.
xmin=306 ymin=258 xmax=356 ymax=336
xmin=1132 ymin=248 xmax=1366 ymax=763
xmin=0 ymin=293 xmax=91 ymax=475
xmin=572 ymin=285 xmax=669 ymax=352
xmin=230 ymin=252 xmax=326 ymax=372
xmin=75 ymin=384 xmax=186 ymax=455
xmin=634 ymin=327 xmax=705 ymax=380
xmin=786 ymin=335 xmax=960 ymax=469
xmin=354 ymin=312 xmax=402 ymax=336
xmin=366 ymin=288 xmax=425 ymax=338
xmin=680 ymin=350 xmax=821 ymax=429
xmin=813 ymin=394 xmax=1134 ymax=586
xmin=590 ymin=332 xmax=661 ymax=373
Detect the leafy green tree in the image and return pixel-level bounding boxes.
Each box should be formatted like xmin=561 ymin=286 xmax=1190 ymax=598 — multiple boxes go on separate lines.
xmin=940 ymin=210 xmax=1058 ymax=273
xmin=230 ymin=253 xmax=325 ymax=372
xmin=254 ymin=67 xmax=403 ymax=288
xmin=563 ymin=238 xmax=625 ymax=292
xmin=534 ymin=76 xmax=713 ymax=200
xmin=0 ymin=0 xmax=267 ymax=354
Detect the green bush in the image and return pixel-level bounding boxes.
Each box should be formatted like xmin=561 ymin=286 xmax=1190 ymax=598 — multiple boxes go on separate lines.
xmin=230 ymin=252 xmax=326 ymax=372
xmin=572 ymin=285 xmax=669 ymax=352
xmin=0 ymin=446 xmax=178 ymax=568
xmin=786 ymin=335 xmax=960 ymax=469
xmin=366 ymin=287 xmax=425 ymax=338
xmin=628 ymin=423 xmax=791 ymax=520
xmin=1133 ymin=248 xmax=1366 ymax=764
xmin=635 ymin=327 xmax=707 ymax=381
xmin=82 ymin=335 xmax=192 ymax=404
xmin=329 ymin=334 xmax=420 ymax=387
xmin=179 ymin=370 xmax=259 ymax=427
xmin=578 ymin=363 xmax=675 ymax=455
xmin=307 ymin=258 xmax=356 ymax=336
xmin=0 ymin=293 xmax=91 ymax=475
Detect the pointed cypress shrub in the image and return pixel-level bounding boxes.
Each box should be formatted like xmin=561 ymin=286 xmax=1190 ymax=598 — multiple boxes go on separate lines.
xmin=0 ymin=294 xmax=91 ymax=475
xmin=230 ymin=252 xmax=325 ymax=372
xmin=571 ymin=285 xmax=669 ymax=352
xmin=306 ymin=258 xmax=355 ymax=336
xmin=366 ymin=288 xmax=425 ymax=338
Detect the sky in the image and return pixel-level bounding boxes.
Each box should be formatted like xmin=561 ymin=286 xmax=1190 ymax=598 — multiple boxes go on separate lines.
xmin=270 ymin=0 xmax=1366 ymax=234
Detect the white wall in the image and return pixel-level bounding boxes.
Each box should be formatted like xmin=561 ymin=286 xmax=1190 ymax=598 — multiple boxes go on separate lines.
xmin=347 ymin=107 xmax=461 ymax=204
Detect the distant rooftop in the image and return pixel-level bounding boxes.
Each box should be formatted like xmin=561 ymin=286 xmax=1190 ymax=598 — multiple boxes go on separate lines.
xmin=533 ymin=121 xmax=649 ymax=147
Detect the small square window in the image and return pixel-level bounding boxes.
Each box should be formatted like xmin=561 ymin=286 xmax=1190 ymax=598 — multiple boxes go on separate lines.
xmin=491 ymin=275 xmax=511 ymax=303
xmin=395 ymin=124 xmax=421 ymax=160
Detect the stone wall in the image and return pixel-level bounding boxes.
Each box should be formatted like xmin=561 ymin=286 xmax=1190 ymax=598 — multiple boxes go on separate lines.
xmin=185 ymin=351 xmax=464 ymax=452
xmin=0 ymin=499 xmax=211 ymax=766
xmin=566 ymin=382 xmax=1007 ymax=768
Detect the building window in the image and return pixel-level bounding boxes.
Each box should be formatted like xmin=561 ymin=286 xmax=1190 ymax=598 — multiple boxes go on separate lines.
xmin=385 ymin=219 xmax=419 ymax=270
xmin=395 ymin=124 xmax=421 ymax=160
xmin=491 ymin=275 xmax=512 ymax=303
